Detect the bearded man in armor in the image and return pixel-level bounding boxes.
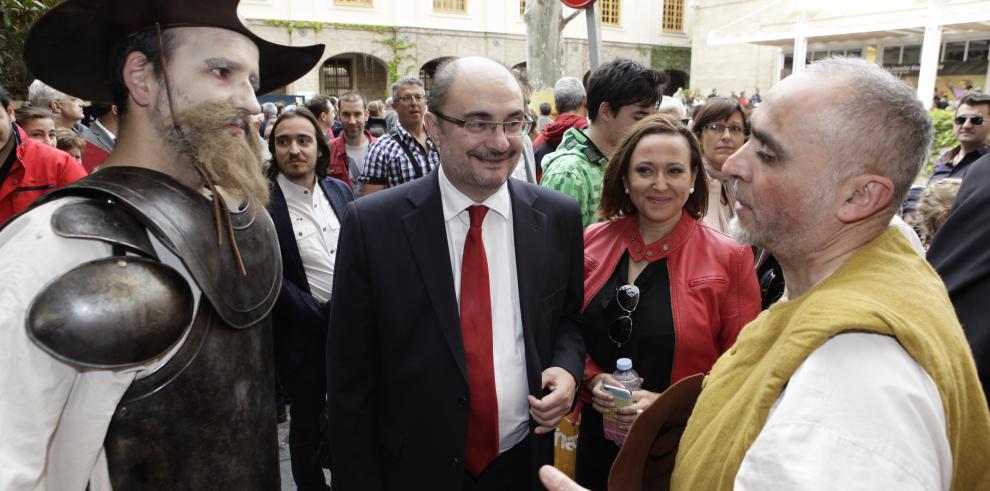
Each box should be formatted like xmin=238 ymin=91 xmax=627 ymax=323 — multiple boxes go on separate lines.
xmin=0 ymin=0 xmax=323 ymax=489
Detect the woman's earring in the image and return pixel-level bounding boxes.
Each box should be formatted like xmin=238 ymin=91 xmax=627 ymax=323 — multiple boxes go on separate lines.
xmin=689 ymin=187 xmax=695 ymax=194
xmin=624 ymin=187 xmax=629 ymax=194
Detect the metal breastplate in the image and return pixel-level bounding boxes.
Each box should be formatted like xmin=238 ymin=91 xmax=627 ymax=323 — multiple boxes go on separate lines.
xmin=34 ymin=167 xmax=282 ymax=489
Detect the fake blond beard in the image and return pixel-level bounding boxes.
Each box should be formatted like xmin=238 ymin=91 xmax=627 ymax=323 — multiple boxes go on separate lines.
xmin=156 ymin=101 xmax=270 ymax=206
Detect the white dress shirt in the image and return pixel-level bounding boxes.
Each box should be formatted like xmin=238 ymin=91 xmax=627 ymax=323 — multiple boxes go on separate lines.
xmin=736 ymin=332 xmax=952 ymax=490
xmin=277 ymin=174 xmax=340 ymax=303
xmin=0 ymin=198 xmax=199 ymax=491
xmin=438 ymin=166 xmax=530 ymax=454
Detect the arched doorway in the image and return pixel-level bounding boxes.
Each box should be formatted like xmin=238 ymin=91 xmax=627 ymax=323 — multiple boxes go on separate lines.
xmin=662 ymin=69 xmax=689 ymax=96
xmin=419 ymin=57 xmax=455 ymax=94
xmin=321 ymin=53 xmax=389 ymax=99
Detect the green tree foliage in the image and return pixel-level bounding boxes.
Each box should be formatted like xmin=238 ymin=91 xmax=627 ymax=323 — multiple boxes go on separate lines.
xmin=0 ymin=0 xmax=58 ymax=98
xmin=927 ymin=108 xmax=957 ymax=175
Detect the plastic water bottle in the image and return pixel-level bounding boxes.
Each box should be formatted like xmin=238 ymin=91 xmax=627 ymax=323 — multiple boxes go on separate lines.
xmin=603 ymin=358 xmax=642 ymax=445
xmin=613 ymin=358 xmax=641 ymax=393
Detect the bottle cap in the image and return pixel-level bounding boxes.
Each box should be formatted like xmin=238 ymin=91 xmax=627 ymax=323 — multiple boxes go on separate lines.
xmin=616 ymin=358 xmax=632 ymax=371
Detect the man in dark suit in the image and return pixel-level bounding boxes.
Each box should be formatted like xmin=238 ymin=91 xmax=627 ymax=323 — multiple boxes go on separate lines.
xmin=80 ymin=102 xmax=117 ymax=172
xmin=928 ymin=152 xmax=990 ymax=406
xmin=266 ymin=107 xmax=354 ymax=491
xmin=328 ymin=56 xmax=585 ymax=490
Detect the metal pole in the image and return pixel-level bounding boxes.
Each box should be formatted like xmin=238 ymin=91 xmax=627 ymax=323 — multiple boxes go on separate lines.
xmin=586 ymin=2 xmax=602 ymax=71
xmin=792 ymin=10 xmax=808 ymax=74
xmin=917 ymin=0 xmax=944 ymax=110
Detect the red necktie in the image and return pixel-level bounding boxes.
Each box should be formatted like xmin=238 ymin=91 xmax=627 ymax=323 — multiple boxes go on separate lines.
xmin=461 ymin=205 xmax=499 ymax=476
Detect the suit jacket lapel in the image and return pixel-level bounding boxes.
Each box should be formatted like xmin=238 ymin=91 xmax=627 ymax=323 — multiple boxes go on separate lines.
xmin=509 ymin=179 xmax=547 ymax=396
xmin=402 ymin=172 xmax=467 ymax=381
xmin=268 ymin=181 xmax=310 ymax=292
xmin=319 ymin=179 xmax=349 ymax=219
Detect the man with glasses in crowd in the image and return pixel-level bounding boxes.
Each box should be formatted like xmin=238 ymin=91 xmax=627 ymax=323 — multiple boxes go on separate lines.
xmin=359 ymin=77 xmax=440 ymax=195
xmin=28 ymin=79 xmax=87 ymax=135
xmin=328 ymin=56 xmax=585 ymax=490
xmin=928 ymin=92 xmax=990 ymax=185
xmin=541 ymin=59 xmax=664 ymax=228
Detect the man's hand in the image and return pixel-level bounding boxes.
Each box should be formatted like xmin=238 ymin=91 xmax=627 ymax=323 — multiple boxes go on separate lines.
xmin=539 ymin=465 xmax=589 ymax=491
xmin=528 ymin=366 xmax=577 ymax=435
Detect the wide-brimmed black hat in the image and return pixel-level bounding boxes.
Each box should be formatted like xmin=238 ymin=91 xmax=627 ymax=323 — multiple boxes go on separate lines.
xmin=24 ymin=0 xmax=324 ymax=102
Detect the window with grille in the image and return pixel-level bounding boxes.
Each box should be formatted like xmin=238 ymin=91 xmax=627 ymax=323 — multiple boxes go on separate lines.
xmin=334 ymin=0 xmax=373 ymax=6
xmin=519 ymin=0 xmax=526 ymax=17
xmin=662 ymin=0 xmax=684 ymax=32
xmin=434 ymin=0 xmax=467 ymax=13
xmin=322 ymin=60 xmax=352 ymax=96
xmin=599 ymin=0 xmax=620 ymax=26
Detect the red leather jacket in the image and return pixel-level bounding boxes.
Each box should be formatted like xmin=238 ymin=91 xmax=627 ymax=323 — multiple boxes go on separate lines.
xmin=580 ymin=211 xmax=761 ymax=398
xmin=0 ymin=125 xmax=87 ymax=224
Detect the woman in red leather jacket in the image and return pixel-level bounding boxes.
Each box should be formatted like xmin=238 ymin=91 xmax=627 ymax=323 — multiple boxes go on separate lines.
xmin=574 ymin=114 xmax=761 ymax=489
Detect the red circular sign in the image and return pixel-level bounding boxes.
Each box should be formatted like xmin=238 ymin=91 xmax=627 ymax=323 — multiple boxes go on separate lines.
xmin=561 ymin=0 xmax=595 ymax=8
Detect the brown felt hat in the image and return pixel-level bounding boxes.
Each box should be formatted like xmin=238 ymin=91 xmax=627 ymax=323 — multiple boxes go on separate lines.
xmin=608 ymin=373 xmax=704 ymax=491
xmin=23 ymin=0 xmax=324 ymax=102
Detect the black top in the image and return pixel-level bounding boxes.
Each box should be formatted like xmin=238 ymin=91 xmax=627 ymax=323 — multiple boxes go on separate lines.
xmin=582 ymin=252 xmax=676 ymax=392
xmin=575 ymin=252 xmax=677 ymax=490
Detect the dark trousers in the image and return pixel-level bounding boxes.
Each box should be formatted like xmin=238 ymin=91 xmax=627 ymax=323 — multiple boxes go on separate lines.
xmin=284 ymin=341 xmax=329 ymax=491
xmin=463 ymin=435 xmax=533 ymax=491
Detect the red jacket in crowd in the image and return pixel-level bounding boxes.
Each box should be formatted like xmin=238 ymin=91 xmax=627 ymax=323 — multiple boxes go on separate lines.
xmin=533 ymin=113 xmax=589 ymax=149
xmin=579 ymin=211 xmax=762 ymax=394
xmin=329 ymin=129 xmax=376 ymax=188
xmin=0 ymin=125 xmax=87 ymax=224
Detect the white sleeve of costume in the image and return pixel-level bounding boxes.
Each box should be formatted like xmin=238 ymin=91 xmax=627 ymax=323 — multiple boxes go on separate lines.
xmin=734 ymin=332 xmax=952 ymax=491
xmin=890 ymin=214 xmax=925 ymax=255
xmin=0 ymin=199 xmax=197 ymax=491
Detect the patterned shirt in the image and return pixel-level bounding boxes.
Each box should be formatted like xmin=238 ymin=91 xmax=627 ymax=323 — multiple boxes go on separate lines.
xmin=540 ymin=127 xmax=608 ymax=228
xmin=358 ymin=123 xmax=440 ymax=188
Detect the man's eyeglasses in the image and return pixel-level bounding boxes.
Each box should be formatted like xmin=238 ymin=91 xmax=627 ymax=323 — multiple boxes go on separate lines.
xmin=396 ymin=94 xmax=425 ymax=104
xmin=702 ymin=123 xmax=746 ymax=136
xmin=608 ymin=284 xmax=640 ymax=347
xmin=955 ymin=115 xmax=984 ymax=126
xmin=433 ymin=111 xmax=533 ymax=137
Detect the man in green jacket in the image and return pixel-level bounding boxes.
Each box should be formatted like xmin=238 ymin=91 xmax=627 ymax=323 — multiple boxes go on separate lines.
xmin=541 ymin=59 xmax=663 ymax=228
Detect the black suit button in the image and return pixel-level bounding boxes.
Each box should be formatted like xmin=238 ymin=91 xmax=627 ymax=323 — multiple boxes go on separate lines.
xmin=458 ymin=396 xmax=468 ymax=407
xmin=452 ymin=456 xmax=461 ymax=467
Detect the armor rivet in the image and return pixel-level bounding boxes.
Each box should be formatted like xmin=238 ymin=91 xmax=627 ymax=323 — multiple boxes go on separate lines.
xmin=117 ymin=260 xmax=128 ymax=267
xmin=662 ymin=244 xmax=669 ymax=251
xmin=646 ymin=250 xmax=654 ymax=257
xmin=118 ymin=406 xmax=128 ymax=417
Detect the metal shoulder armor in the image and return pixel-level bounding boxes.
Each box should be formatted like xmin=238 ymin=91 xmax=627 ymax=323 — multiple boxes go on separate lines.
xmin=27 ymin=256 xmax=194 ymax=369
xmin=24 ymin=200 xmax=195 ymax=369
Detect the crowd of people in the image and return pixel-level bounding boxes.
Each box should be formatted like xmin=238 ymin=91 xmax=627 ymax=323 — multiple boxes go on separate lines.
xmin=2 ymin=0 xmax=990 ymax=490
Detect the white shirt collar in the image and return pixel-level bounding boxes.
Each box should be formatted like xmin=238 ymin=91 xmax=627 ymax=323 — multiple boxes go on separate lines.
xmin=93 ymin=119 xmax=116 ymax=140
xmin=277 ymin=173 xmax=317 ymax=200
xmin=438 ymin=165 xmax=511 ymax=222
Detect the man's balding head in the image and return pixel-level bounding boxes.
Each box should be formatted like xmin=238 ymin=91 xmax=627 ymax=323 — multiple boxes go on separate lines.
xmin=773 ymin=58 xmax=932 ymax=208
xmin=427 ymin=57 xmax=522 ymax=116
xmin=424 ymin=56 xmax=526 ymax=201
xmin=725 ymin=57 xmax=932 ymax=260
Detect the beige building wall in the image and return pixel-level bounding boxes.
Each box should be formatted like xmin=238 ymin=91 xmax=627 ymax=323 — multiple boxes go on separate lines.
xmin=690 ymin=0 xmax=783 ymax=96
xmin=241 ymin=0 xmax=690 ymax=97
